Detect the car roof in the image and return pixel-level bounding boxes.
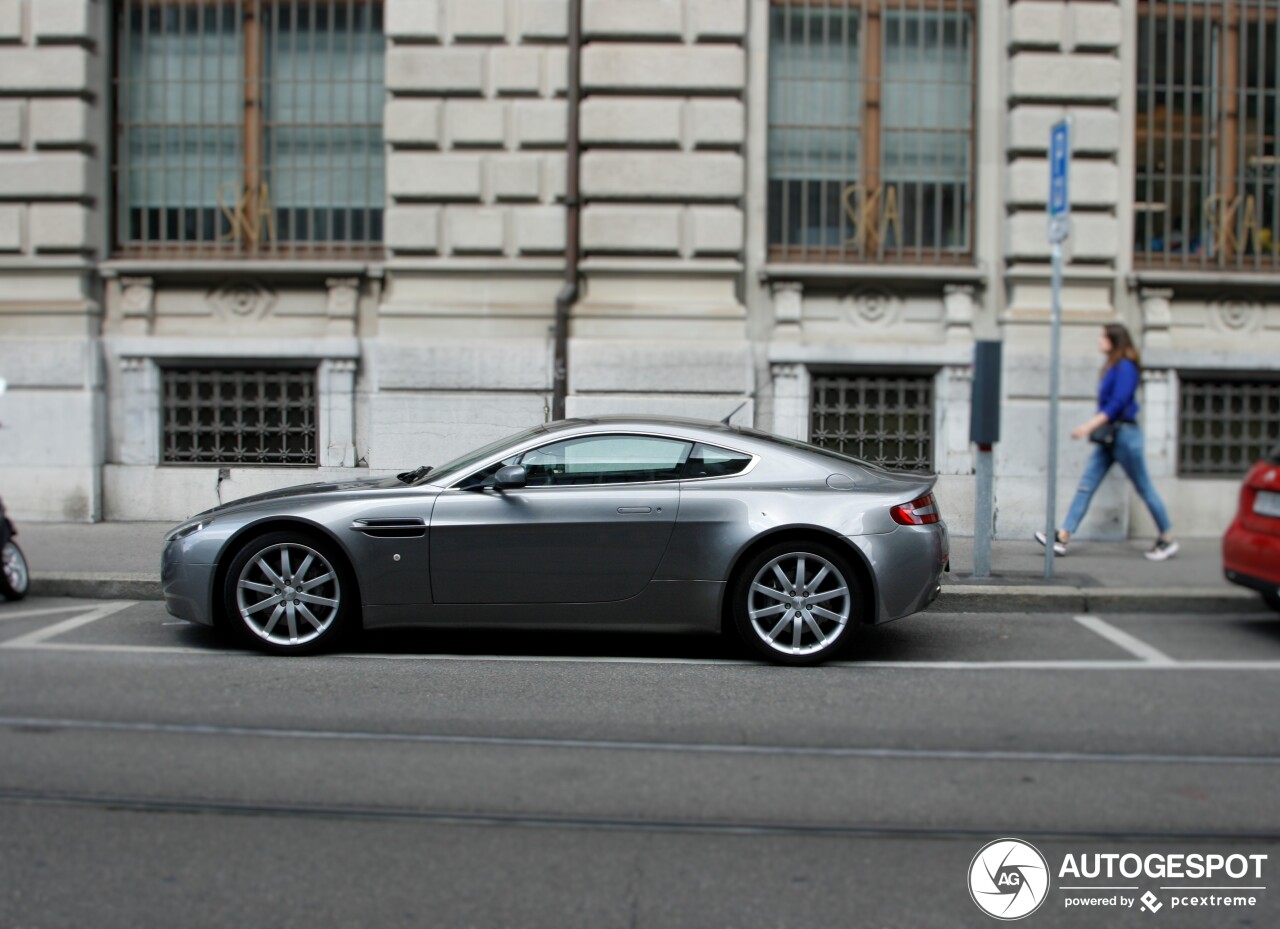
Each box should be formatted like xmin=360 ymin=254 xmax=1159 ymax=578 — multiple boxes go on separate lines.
xmin=548 ymin=415 xmax=740 ymax=435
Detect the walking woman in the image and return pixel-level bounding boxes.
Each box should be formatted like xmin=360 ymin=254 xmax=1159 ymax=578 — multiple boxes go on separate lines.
xmin=1035 ymin=323 xmax=1179 ymax=561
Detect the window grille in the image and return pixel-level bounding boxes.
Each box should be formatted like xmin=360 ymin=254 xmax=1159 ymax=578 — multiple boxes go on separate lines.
xmin=767 ymin=0 xmax=976 ymax=265
xmin=1178 ymin=376 xmax=1280 ymax=475
xmin=162 ymin=366 xmax=318 ymax=466
xmin=1136 ymin=2 xmax=1280 ymax=271
xmin=810 ymin=373 xmax=934 ymax=472
xmin=115 ymin=0 xmax=385 ymax=259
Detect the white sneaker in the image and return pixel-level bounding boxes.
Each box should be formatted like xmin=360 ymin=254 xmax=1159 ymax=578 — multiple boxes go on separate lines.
xmin=1144 ymin=539 xmax=1179 ymax=561
xmin=1034 ymin=530 xmax=1067 ymax=556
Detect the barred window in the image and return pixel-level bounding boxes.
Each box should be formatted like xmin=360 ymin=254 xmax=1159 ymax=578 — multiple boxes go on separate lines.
xmin=162 ymin=366 xmax=318 ymax=466
xmin=767 ymin=1 xmax=976 ymax=265
xmin=1136 ymin=2 xmax=1280 ymax=271
xmin=1178 ymin=376 xmax=1280 ymax=475
xmin=115 ymin=0 xmax=385 ymax=259
xmin=810 ymin=372 xmax=934 ymax=472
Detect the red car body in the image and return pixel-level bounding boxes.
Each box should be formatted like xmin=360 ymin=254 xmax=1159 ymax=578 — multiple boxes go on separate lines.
xmin=1223 ymin=445 xmax=1280 ymax=611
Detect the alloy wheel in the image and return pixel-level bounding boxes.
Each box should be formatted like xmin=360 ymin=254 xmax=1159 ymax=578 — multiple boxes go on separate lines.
xmin=2 ymin=541 xmax=28 ymax=595
xmin=746 ymin=551 xmax=851 ymax=657
xmin=234 ymin=542 xmax=341 ymax=647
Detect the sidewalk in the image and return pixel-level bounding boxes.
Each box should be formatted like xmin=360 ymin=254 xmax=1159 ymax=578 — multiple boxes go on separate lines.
xmin=11 ymin=521 xmax=1268 ymax=614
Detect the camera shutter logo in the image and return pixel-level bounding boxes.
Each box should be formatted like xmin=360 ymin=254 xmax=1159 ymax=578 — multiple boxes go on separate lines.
xmin=969 ymin=839 xmax=1051 ymax=920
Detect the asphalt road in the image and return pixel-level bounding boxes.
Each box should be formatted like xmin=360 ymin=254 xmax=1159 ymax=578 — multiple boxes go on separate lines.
xmin=1 ymin=598 xmax=1278 ymax=929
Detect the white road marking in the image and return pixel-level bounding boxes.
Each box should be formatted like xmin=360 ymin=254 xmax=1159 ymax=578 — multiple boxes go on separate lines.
xmin=2 ymin=715 xmax=1279 ymax=767
xmin=0 ymin=601 xmax=136 ymax=649
xmin=0 ymin=603 xmax=108 ymax=622
xmin=1073 ymin=614 xmax=1177 ymax=664
xmin=0 ymin=604 xmax=1273 ymax=672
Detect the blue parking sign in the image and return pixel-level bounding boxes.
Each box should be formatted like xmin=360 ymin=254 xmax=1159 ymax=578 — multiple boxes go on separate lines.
xmin=1048 ymin=119 xmax=1070 ymax=241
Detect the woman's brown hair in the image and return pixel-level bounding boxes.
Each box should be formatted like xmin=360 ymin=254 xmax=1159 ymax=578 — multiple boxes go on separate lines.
xmin=1103 ymin=323 xmax=1141 ymax=373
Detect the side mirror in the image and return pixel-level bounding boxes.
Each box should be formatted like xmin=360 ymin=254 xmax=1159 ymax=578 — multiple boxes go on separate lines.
xmin=494 ymin=465 xmax=527 ymax=489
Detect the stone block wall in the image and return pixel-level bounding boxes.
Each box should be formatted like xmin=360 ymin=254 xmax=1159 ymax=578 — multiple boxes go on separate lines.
xmin=0 ymin=0 xmax=105 ymax=521
xmin=999 ymin=0 xmax=1129 ymax=540
xmin=383 ymin=0 xmax=571 ymax=260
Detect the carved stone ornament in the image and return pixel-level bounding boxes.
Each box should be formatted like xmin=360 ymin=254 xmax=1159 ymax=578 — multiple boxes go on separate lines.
xmin=842 ymin=287 xmax=902 ymax=327
xmin=208 ymin=280 xmax=276 ymax=321
xmin=119 ymin=277 xmax=155 ymax=319
xmin=326 ymin=278 xmax=361 ymax=320
xmin=1211 ymin=298 xmax=1263 ymax=335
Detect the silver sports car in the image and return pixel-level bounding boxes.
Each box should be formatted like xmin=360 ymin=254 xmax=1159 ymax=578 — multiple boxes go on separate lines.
xmin=162 ymin=417 xmax=948 ymax=665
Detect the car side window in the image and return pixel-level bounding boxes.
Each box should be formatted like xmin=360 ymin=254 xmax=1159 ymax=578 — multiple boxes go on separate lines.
xmin=518 ymin=435 xmax=693 ymax=486
xmin=683 ymin=443 xmax=753 ymax=479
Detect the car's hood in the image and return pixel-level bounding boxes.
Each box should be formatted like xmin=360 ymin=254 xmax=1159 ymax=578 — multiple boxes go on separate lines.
xmin=199 ymin=476 xmax=408 ymax=517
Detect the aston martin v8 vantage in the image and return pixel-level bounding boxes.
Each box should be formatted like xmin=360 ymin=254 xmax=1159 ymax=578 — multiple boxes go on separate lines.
xmin=162 ymin=417 xmax=948 ymax=665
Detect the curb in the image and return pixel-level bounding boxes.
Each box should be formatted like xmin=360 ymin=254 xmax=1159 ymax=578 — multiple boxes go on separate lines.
xmin=26 ymin=574 xmax=1273 ymax=615
xmin=934 ymin=585 xmax=1270 ymax=614
xmin=30 ymin=573 xmax=164 ymax=602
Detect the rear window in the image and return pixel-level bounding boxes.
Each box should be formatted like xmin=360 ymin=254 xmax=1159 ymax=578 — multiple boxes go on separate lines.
xmin=732 ymin=426 xmax=877 ymax=470
xmin=684 ymin=443 xmax=753 ymax=479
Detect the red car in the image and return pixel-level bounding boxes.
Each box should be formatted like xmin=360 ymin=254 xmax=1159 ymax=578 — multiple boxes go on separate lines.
xmin=1224 ymin=443 xmax=1280 ymax=612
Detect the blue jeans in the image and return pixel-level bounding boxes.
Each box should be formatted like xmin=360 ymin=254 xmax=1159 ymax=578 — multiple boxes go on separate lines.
xmin=1062 ymin=423 xmax=1172 ymax=535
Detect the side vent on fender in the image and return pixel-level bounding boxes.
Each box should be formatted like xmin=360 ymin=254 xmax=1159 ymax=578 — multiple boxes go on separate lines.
xmin=349 ymin=518 xmax=427 ymax=539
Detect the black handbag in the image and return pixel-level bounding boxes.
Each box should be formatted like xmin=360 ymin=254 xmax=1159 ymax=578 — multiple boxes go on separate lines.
xmin=1089 ymin=421 xmax=1121 ymax=449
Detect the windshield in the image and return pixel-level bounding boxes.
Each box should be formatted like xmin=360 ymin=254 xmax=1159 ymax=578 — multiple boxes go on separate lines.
xmin=422 ymin=425 xmax=548 ymax=485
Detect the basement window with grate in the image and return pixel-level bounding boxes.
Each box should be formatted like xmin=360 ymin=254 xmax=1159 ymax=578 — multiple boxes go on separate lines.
xmin=1178 ymin=375 xmax=1280 ymax=475
xmin=809 ymin=371 xmax=935 ymax=472
xmin=161 ymin=365 xmax=319 ymax=466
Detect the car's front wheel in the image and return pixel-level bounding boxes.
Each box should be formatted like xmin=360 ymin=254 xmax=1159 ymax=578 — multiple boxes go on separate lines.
xmin=221 ymin=531 xmax=354 ymax=654
xmin=1264 ymin=590 xmax=1280 ymax=613
xmin=730 ymin=540 xmax=859 ymax=665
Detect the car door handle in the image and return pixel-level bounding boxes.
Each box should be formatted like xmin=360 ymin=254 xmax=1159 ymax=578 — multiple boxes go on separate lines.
xmin=617 ymin=507 xmax=652 ymax=514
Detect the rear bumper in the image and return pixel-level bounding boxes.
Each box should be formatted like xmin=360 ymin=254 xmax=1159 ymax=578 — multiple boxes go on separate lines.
xmin=854 ymin=520 xmax=948 ymax=624
xmin=1223 ymin=520 xmax=1280 ymax=597
xmin=1224 ymin=567 xmax=1280 ymax=600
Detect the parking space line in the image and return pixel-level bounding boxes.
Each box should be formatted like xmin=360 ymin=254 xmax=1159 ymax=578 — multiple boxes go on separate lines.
xmin=0 ymin=603 xmax=109 ymax=623
xmin=4 ymin=637 xmax=1280 ymax=669
xmin=0 ymin=602 xmax=136 ymax=650
xmin=1073 ymin=615 xmax=1176 ymax=665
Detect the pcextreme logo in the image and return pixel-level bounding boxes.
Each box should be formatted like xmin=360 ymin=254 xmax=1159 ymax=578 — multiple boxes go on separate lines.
xmin=968 ymin=840 xmax=1268 ymax=920
xmin=968 ymin=839 xmax=1051 ymax=920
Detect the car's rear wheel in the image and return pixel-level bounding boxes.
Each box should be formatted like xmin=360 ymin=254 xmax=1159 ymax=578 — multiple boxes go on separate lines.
xmin=0 ymin=540 xmax=29 ymax=601
xmin=221 ymin=531 xmax=354 ymax=655
xmin=730 ymin=540 xmax=859 ymax=665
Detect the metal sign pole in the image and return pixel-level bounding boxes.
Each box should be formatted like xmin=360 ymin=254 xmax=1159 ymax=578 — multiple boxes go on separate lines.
xmin=1045 ymin=239 xmax=1063 ymax=579
xmin=1044 ymin=118 xmax=1070 ymax=580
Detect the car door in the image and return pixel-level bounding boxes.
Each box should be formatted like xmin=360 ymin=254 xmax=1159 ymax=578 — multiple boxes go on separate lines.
xmin=429 ymin=434 xmax=689 ymax=604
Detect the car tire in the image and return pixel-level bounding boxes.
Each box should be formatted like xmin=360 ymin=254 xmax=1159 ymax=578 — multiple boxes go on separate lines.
xmin=730 ymin=540 xmax=860 ymax=666
xmin=221 ymin=530 xmax=355 ymax=655
xmin=0 ymin=539 xmax=29 ymax=601
xmin=1264 ymin=591 xmax=1280 ymax=613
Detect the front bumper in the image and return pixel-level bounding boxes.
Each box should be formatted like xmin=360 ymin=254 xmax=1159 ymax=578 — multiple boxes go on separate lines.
xmin=161 ymin=540 xmax=217 ymax=626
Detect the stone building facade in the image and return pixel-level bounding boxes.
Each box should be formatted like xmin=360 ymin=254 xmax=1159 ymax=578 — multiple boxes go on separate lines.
xmin=0 ymin=0 xmax=1276 ymax=538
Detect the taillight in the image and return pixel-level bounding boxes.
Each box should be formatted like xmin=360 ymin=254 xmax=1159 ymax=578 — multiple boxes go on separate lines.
xmin=891 ymin=492 xmax=941 ymax=526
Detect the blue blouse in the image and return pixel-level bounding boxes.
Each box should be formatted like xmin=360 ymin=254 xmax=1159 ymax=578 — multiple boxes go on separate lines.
xmin=1098 ymin=359 xmax=1140 ymax=423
